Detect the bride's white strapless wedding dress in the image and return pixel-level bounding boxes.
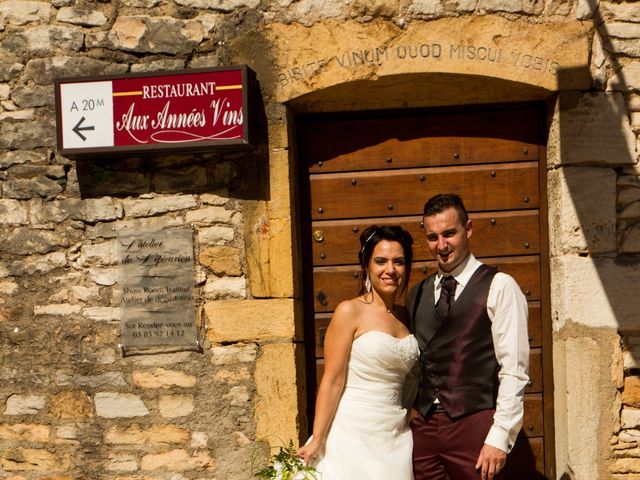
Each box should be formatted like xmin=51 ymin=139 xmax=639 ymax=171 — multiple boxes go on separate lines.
xmin=314 ymin=330 xmax=420 ymax=480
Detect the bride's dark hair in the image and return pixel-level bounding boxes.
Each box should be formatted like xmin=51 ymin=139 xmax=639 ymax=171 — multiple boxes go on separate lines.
xmin=357 ymin=225 xmax=414 ymax=296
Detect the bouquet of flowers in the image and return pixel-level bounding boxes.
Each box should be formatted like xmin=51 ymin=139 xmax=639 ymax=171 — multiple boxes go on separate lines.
xmin=254 ymin=439 xmax=319 ymax=480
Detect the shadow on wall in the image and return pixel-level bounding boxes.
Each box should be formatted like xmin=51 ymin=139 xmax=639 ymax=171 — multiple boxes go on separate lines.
xmin=553 ymin=12 xmax=639 ymax=332
xmin=73 ymin=79 xmax=270 ymax=202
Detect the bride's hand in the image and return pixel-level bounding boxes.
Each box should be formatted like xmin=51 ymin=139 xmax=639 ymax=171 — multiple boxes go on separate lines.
xmin=297 ymin=439 xmax=323 ymax=466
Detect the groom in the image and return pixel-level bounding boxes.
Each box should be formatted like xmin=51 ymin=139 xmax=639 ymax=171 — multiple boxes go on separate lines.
xmin=407 ymin=193 xmax=529 ymax=480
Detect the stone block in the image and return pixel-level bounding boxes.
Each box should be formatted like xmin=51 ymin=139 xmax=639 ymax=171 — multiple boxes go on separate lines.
xmin=622 ymin=407 xmax=640 ymax=429
xmin=89 ymin=267 xmax=117 ymax=286
xmin=56 ymin=7 xmax=107 ymax=26
xmin=214 ymin=367 xmax=250 ymax=384
xmin=624 ymin=377 xmax=640 ymax=408
xmin=0 ymin=200 xmax=28 ymax=225
xmin=55 ymin=371 xmax=126 ymax=388
xmin=603 ymin=2 xmax=640 ymax=22
xmin=131 ymin=58 xmax=187 ymax=72
xmin=2 ymin=228 xmax=72 ymax=255
xmin=95 ymin=392 xmax=149 ymax=418
xmin=2 ymin=26 xmax=84 ymax=56
xmin=210 ymin=343 xmax=257 ymax=365
xmin=0 ymin=109 xmax=34 ymax=121
xmin=55 ymin=424 xmax=79 ymax=444
xmin=554 ymin=92 xmax=636 ymax=166
xmin=122 ymin=195 xmax=197 ymax=219
xmin=140 ymin=448 xmax=214 ymax=471
xmin=191 ymin=431 xmax=208 ymax=448
xmin=254 ymin=342 xmax=305 ymax=449
xmin=186 ymin=206 xmax=234 ymax=224
xmin=3 ymin=177 xmax=62 ymax=199
xmin=88 ymin=216 xmax=184 ymax=239
xmin=0 ymin=394 xmax=42 ymax=419
xmin=622 ymin=224 xmax=640 ymax=253
xmin=105 ymin=424 xmax=189 ymax=445
xmin=0 ymin=1 xmax=51 ymax=25
xmin=10 ymin=251 xmax=67 ymax=276
xmin=222 ymin=385 xmax=250 ymax=407
xmin=477 ymin=0 xmax=544 ymax=14
xmin=0 ymin=424 xmax=50 ymax=442
xmin=78 ymin=240 xmax=119 ymax=267
xmin=563 ymin=336 xmax=601 ymax=479
xmin=548 ymin=167 xmax=617 ymax=254
xmin=268 ymin=149 xmax=292 ymax=221
xmin=205 ymin=298 xmax=300 ymax=343
xmin=605 ymin=23 xmax=640 ymax=40
xmin=129 ymin=351 xmax=193 ymax=366
xmin=608 ymin=38 xmax=640 ymax=57
xmin=267 ymin=217 xmax=295 ymax=297
xmin=23 ymin=56 xmax=128 ymax=86
xmin=132 ymin=368 xmax=196 ymax=389
xmin=0 ymin=281 xmax=18 ymax=295
xmin=175 ymin=0 xmax=259 ymax=10
xmin=105 ymin=453 xmax=137 ymax=472
xmin=107 ymin=16 xmax=204 ymax=55
xmin=577 ymin=0 xmax=598 ymax=19
xmin=33 ymin=304 xmax=81 ymax=316
xmin=0 ymin=150 xmax=44 ymax=169
xmin=199 ymin=246 xmax=242 ymax=276
xmin=198 ymin=225 xmax=235 ymax=245
xmin=50 ymin=391 xmax=93 ymax=419
xmin=1 ymin=448 xmax=70 ymax=472
xmin=203 ymin=276 xmax=247 ymax=300
xmin=158 ymin=395 xmax=194 ymax=418
xmin=82 ymin=307 xmax=120 ymax=322
xmin=551 ymin=256 xmax=640 ymax=331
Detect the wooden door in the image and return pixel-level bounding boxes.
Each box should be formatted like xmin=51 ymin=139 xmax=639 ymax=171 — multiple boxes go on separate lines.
xmin=296 ymin=104 xmax=553 ymax=478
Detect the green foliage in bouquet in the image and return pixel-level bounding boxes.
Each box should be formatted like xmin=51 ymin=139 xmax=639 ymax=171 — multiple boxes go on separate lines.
xmin=254 ymin=439 xmax=319 ymax=480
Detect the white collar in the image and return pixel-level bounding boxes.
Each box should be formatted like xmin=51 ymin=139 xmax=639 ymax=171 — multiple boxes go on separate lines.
xmin=435 ymin=253 xmax=481 ymax=290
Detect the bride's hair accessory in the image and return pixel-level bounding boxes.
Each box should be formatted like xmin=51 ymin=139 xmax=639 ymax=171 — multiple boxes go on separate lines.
xmin=361 ymin=229 xmax=377 ymax=254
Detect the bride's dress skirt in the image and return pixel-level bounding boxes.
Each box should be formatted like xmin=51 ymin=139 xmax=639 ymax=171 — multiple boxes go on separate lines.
xmin=314 ymin=331 xmax=420 ymax=480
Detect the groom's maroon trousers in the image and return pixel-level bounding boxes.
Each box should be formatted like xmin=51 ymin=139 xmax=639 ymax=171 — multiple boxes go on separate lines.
xmin=411 ymin=408 xmax=504 ymax=480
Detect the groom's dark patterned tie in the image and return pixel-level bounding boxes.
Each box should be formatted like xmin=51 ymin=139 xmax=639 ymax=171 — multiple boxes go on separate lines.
xmin=436 ymin=276 xmax=457 ymax=317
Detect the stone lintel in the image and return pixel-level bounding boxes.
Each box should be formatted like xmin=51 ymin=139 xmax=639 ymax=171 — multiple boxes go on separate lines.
xmin=253 ymin=16 xmax=591 ymax=105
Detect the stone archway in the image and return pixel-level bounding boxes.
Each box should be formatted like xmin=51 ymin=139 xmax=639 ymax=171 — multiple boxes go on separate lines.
xmin=230 ymin=14 xmax=594 ymax=479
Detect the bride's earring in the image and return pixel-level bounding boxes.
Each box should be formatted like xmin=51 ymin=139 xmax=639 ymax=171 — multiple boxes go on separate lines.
xmin=365 ymin=275 xmax=372 ymax=293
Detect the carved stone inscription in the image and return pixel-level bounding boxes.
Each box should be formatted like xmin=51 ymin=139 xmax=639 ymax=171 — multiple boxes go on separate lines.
xmin=277 ymin=42 xmax=561 ymax=87
xmin=118 ymin=228 xmax=197 ymax=347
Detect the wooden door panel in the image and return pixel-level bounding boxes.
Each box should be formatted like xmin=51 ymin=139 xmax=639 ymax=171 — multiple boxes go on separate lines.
xmin=527 ymin=348 xmax=543 ymax=394
xmin=504 ymin=436 xmax=545 ymax=478
xmin=310 ymin=163 xmax=539 ymax=220
xmin=311 ymin=211 xmax=540 ymax=265
xmin=313 ymin=256 xmax=540 ymax=312
xmin=305 ymin=108 xmax=541 ymax=173
xmin=523 ymin=393 xmax=544 ymax=437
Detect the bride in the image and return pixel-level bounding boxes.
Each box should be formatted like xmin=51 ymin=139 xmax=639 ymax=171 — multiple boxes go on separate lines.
xmin=298 ymin=225 xmax=419 ymax=479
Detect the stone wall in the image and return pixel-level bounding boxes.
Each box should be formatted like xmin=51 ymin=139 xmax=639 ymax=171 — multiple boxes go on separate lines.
xmin=0 ymin=0 xmax=639 ymax=479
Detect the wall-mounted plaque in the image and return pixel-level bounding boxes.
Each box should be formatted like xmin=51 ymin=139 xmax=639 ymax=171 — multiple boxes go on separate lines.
xmin=54 ymin=66 xmax=254 ymax=157
xmin=118 ymin=228 xmax=198 ymax=348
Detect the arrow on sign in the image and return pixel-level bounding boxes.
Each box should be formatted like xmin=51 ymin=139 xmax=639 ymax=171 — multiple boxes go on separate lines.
xmin=72 ymin=116 xmax=95 ymax=141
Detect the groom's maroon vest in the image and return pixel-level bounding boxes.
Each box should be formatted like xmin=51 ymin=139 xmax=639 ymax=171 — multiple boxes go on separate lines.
xmin=408 ymin=264 xmax=499 ymax=419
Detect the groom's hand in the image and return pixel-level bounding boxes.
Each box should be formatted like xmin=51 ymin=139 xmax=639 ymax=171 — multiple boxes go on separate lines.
xmin=475 ymin=444 xmax=506 ymax=480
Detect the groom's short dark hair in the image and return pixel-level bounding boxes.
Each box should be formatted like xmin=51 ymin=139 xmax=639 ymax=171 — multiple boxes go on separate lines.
xmin=423 ymin=193 xmax=469 ymax=226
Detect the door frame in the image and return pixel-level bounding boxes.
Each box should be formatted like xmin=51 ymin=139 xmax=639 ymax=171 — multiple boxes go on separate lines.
xmin=294 ymin=101 xmax=555 ymax=479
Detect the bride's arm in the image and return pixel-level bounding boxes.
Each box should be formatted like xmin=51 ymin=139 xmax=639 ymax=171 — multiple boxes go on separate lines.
xmin=297 ymin=300 xmax=358 ymax=464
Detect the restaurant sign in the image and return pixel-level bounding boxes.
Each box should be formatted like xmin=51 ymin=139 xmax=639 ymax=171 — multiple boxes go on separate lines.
xmin=54 ymin=66 xmax=253 ymax=156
